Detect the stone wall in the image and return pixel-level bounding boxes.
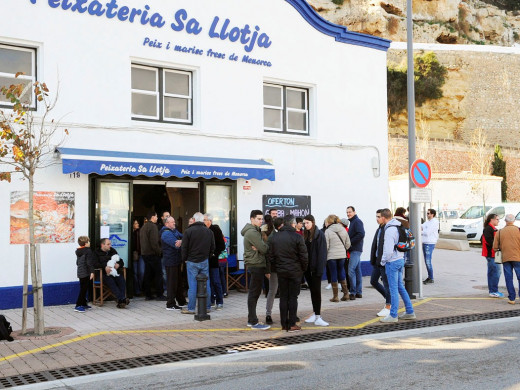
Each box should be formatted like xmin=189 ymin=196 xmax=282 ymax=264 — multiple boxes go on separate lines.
xmin=390 ymin=136 xmax=520 ymax=201
xmin=388 ymin=48 xmax=520 ymax=147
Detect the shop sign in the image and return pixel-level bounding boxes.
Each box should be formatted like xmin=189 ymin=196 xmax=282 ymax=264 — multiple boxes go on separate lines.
xmin=262 ymin=195 xmax=311 ymax=218
xmin=28 ymin=2 xmax=273 ymax=65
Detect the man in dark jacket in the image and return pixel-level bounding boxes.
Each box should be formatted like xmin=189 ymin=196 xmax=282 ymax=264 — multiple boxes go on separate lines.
xmin=242 ymin=209 xmax=270 ymax=330
xmin=204 ymin=213 xmax=226 ymax=310
xmin=181 ymin=212 xmax=215 ymax=314
xmin=161 ymin=216 xmax=186 ymax=310
xmin=93 ymin=238 xmax=128 ymax=308
xmin=369 ymin=209 xmax=391 ymax=317
xmin=140 ymin=211 xmax=165 ymax=301
xmin=268 ymin=214 xmax=308 ymax=332
xmin=347 ymin=206 xmax=365 ymax=300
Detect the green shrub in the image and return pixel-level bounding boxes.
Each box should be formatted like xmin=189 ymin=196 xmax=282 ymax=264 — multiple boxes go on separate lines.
xmin=491 ymin=144 xmax=507 ymax=201
xmin=387 ymin=52 xmax=448 ymax=116
xmin=331 ymin=0 xmax=343 ymax=5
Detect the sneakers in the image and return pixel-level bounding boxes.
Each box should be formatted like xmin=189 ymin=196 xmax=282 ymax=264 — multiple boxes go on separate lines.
xmin=380 ymin=315 xmax=398 ymax=323
xmin=181 ymin=309 xmax=195 ymax=314
xmin=508 ymin=300 xmax=515 ymax=305
xmin=377 ymin=307 xmax=390 ymax=317
xmin=399 ymin=312 xmax=417 ymax=320
xmin=288 ymin=325 xmax=302 ymax=332
xmin=265 ymin=315 xmax=273 ymax=324
xmin=314 ymin=316 xmax=329 ymax=326
xmin=325 ymin=283 xmax=332 ymax=290
xmin=74 ymin=306 xmax=86 ymax=313
xmin=489 ymin=292 xmax=504 ymax=298
xmin=223 ymin=293 xmax=228 ymax=298
xmin=84 ymin=305 xmax=92 ymax=310
xmin=423 ymin=278 xmax=434 ymax=284
xmin=250 ymin=323 xmax=271 ymax=330
xmin=166 ymin=304 xmax=181 ymax=311
xmin=305 ymin=313 xmax=317 ymax=323
xmin=216 ymin=304 xmax=223 ymax=311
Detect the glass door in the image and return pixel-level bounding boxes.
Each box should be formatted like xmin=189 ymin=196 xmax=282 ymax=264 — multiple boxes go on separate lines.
xmin=96 ymin=180 xmax=131 ymax=267
xmin=204 ymin=183 xmax=235 ymax=253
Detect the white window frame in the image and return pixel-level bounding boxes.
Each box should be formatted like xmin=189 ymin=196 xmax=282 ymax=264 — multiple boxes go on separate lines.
xmin=0 ymin=44 xmax=36 ymax=109
xmin=131 ymin=64 xmax=159 ymax=121
xmin=263 ymin=83 xmax=283 ymax=132
xmin=162 ymin=69 xmax=192 ymax=124
xmin=263 ymin=83 xmax=309 ymax=136
xmin=285 ymin=86 xmax=308 ymax=134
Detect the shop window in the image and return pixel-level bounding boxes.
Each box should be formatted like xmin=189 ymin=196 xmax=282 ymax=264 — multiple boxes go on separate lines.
xmin=131 ymin=64 xmax=192 ymax=124
xmin=0 ymin=44 xmax=36 ymax=109
xmin=263 ymin=83 xmax=308 ymax=135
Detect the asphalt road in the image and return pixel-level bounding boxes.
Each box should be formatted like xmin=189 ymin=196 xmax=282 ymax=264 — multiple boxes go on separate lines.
xmin=20 ymin=317 xmax=520 ymax=390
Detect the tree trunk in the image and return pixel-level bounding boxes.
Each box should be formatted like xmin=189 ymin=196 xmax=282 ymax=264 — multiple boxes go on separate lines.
xmin=28 ymin=173 xmax=45 ymax=335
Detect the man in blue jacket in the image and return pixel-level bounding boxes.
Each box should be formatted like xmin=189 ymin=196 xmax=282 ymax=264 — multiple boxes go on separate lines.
xmin=161 ymin=217 xmax=186 ymax=311
xmin=347 ymin=206 xmax=365 ymax=300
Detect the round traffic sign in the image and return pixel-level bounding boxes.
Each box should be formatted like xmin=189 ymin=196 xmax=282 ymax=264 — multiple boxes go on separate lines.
xmin=410 ymin=159 xmax=431 ymax=188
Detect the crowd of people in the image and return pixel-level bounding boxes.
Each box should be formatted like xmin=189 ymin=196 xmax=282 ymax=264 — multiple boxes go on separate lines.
xmin=74 ymin=205 xmax=465 ymax=331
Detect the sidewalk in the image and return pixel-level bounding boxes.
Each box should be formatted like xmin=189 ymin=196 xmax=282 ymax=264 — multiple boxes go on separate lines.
xmin=0 ymin=248 xmax=516 ymax=379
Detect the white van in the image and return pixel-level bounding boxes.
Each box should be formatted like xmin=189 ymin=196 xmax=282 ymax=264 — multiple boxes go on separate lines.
xmin=450 ymin=205 xmax=493 ymax=240
xmin=487 ymin=203 xmax=520 ymax=229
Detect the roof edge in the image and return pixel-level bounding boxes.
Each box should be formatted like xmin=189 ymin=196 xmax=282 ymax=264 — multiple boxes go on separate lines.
xmin=285 ymin=0 xmax=391 ymax=52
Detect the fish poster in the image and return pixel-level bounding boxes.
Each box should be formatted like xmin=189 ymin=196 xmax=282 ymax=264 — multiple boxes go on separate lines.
xmin=10 ymin=191 xmax=75 ymax=244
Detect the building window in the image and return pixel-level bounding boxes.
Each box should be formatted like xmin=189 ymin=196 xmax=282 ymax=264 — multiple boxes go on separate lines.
xmin=263 ymin=83 xmax=308 ymax=135
xmin=131 ymin=64 xmax=192 ymax=124
xmin=0 ymin=44 xmax=36 ymax=108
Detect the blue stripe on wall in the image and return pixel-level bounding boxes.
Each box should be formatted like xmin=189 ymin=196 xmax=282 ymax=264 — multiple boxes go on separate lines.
xmin=0 ymin=282 xmax=79 ymax=310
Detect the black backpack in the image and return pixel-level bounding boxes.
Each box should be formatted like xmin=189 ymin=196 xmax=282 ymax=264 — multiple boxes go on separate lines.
xmin=0 ymin=315 xmax=13 ymax=342
xmin=390 ymin=225 xmax=416 ymax=252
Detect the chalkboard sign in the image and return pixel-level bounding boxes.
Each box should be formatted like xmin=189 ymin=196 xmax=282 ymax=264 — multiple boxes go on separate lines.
xmin=262 ymin=195 xmax=311 ymax=218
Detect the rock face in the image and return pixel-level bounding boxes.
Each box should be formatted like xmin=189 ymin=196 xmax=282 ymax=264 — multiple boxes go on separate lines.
xmin=309 ymin=0 xmax=520 ymax=46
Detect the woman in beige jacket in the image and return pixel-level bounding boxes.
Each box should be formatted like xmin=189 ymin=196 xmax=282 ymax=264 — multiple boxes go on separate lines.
xmin=324 ymin=215 xmax=351 ymax=302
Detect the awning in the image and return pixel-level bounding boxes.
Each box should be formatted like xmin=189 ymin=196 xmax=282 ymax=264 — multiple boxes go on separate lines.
xmin=56 ymin=148 xmax=275 ymax=181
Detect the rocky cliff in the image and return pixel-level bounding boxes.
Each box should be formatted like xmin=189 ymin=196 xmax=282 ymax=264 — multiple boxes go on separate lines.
xmin=308 ymin=0 xmax=520 ymax=46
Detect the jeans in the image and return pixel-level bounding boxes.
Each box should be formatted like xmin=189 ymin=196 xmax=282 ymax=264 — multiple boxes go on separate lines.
xmin=186 ymin=260 xmax=211 ymax=311
xmin=348 ymin=251 xmax=363 ymax=295
xmin=486 ymin=256 xmax=502 ymax=294
xmin=133 ymin=256 xmax=145 ymax=295
xmin=327 ymin=259 xmax=346 ymax=283
xmin=209 ymin=267 xmax=223 ymax=305
xmin=305 ymin=270 xmax=322 ymax=316
xmin=103 ymin=273 xmax=127 ymax=302
xmin=165 ymin=264 xmax=186 ymax=308
xmin=385 ymin=258 xmax=414 ymax=318
xmin=422 ymin=243 xmax=435 ymax=280
xmin=143 ymin=255 xmax=163 ymax=298
xmin=370 ymin=265 xmax=390 ymax=304
xmin=278 ymin=275 xmax=301 ymax=328
xmin=265 ymin=272 xmax=279 ymax=316
xmin=219 ymin=263 xmax=227 ymax=295
xmin=248 ymin=268 xmax=265 ymax=325
xmin=503 ymin=262 xmax=520 ymax=301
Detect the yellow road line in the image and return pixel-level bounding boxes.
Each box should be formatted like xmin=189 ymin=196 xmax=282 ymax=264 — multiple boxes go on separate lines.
xmin=0 ymin=296 xmax=494 ymax=363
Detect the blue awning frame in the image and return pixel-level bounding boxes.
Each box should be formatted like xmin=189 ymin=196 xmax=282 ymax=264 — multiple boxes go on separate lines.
xmin=56 ymin=148 xmax=275 ymax=181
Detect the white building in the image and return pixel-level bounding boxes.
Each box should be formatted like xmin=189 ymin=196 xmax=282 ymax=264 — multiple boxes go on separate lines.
xmin=0 ymin=0 xmax=390 ymax=308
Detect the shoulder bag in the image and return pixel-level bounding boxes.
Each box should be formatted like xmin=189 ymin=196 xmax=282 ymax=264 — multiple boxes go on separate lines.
xmin=334 ymin=231 xmax=349 ymax=257
xmin=494 ymin=231 xmax=503 ymax=264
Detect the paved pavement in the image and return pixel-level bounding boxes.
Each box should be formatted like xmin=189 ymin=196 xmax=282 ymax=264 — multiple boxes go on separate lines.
xmin=0 ymin=247 xmax=517 ymax=379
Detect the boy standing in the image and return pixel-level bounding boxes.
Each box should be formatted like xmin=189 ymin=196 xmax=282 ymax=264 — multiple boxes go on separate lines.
xmin=75 ymin=236 xmax=95 ymax=313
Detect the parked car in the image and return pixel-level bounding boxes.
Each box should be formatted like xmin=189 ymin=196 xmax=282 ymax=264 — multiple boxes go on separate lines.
xmin=450 ymin=205 xmax=493 ymax=240
xmin=437 ymin=209 xmax=461 ymax=233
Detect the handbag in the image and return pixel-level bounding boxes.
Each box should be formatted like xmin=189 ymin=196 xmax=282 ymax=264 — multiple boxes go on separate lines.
xmin=334 ymin=231 xmax=349 ymax=257
xmin=494 ymin=231 xmax=503 ymax=264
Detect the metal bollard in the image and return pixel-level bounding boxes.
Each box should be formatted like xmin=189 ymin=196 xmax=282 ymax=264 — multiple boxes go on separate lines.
xmin=404 ymin=263 xmax=416 ymax=299
xmin=195 ymin=273 xmax=210 ymax=321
